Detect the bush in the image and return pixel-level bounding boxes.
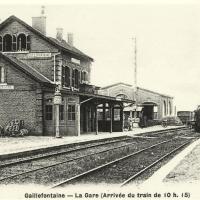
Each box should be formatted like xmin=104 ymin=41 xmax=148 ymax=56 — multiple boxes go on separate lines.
xmin=3 ymin=119 xmax=29 ymax=137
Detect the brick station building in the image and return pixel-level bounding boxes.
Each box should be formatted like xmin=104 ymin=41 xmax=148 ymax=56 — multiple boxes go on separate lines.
xmin=0 ymin=13 xmax=133 ymax=136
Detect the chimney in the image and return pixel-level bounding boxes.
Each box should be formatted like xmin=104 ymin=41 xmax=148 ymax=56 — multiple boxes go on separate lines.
xmin=67 ymin=33 xmax=74 ymax=46
xmin=56 ymin=28 xmax=63 ymax=41
xmin=32 ymin=6 xmax=46 ymax=35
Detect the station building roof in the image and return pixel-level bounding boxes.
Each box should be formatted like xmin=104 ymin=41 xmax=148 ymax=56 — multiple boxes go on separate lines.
xmin=0 ymin=15 xmax=93 ymax=61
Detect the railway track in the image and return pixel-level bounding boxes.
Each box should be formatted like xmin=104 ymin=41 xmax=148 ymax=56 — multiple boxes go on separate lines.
xmin=0 ymin=127 xmax=188 ymax=163
xmin=0 ymin=136 xmax=166 ymax=184
xmin=0 ymin=136 xmax=133 ymax=167
xmin=0 ymin=127 xmax=195 ymax=186
xmin=52 ymin=137 xmax=195 ymax=188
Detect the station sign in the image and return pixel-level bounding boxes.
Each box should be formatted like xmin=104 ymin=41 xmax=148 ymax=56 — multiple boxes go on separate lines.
xmin=0 ymin=85 xmax=14 ymax=90
xmin=27 ymin=52 xmax=52 ymax=59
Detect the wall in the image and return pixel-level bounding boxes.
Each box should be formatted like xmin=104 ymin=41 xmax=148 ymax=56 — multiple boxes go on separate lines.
xmin=0 ymin=19 xmax=92 ymax=85
xmin=0 ymin=58 xmax=43 ymax=135
xmin=137 ymin=88 xmax=173 ymax=118
xmin=43 ymin=92 xmax=80 ymax=136
xmin=99 ymin=84 xmax=134 ymax=100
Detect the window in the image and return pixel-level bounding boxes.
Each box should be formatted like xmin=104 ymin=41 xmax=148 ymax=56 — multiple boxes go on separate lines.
xmin=62 ymin=66 xmax=65 ymax=87
xmin=68 ymin=104 xmax=76 ymax=121
xmin=0 ymin=66 xmax=6 ymax=83
xmin=105 ymin=108 xmax=110 ymax=121
xmin=163 ymin=101 xmax=167 ymax=116
xmin=59 ymin=105 xmax=64 ymax=120
xmin=116 ymin=94 xmax=128 ymax=99
xmin=45 ymin=105 xmax=53 ymax=120
xmin=17 ymin=33 xmax=27 ymax=51
xmin=0 ymin=34 xmax=31 ymax=52
xmin=3 ymin=34 xmax=12 ymax=52
xmin=75 ymin=69 xmax=79 ymax=88
xmin=72 ymin=69 xmax=75 ymax=88
xmin=81 ymin=71 xmax=87 ymax=83
xmin=169 ymin=101 xmax=172 ymax=115
xmin=0 ymin=36 xmax=2 ymax=51
xmin=97 ymin=108 xmax=103 ymax=120
xmin=114 ymin=108 xmax=120 ymax=121
xmin=79 ymin=71 xmax=81 ymax=85
xmin=81 ymin=71 xmax=84 ymax=82
xmin=153 ymin=106 xmax=158 ymax=119
xmin=65 ymin=67 xmax=70 ymax=87
xmin=62 ymin=66 xmax=70 ymax=87
xmin=27 ymin=35 xmax=31 ymax=50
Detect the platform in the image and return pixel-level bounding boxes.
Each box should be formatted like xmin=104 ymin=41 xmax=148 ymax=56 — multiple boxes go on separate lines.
xmin=0 ymin=125 xmax=182 ymax=157
xmin=142 ymin=134 xmax=200 ymax=188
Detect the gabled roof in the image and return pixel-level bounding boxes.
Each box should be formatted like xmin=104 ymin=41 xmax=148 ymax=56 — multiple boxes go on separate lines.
xmin=0 ymin=15 xmax=93 ymax=61
xmin=137 ymin=87 xmax=173 ymax=99
xmin=100 ymin=82 xmax=133 ymax=89
xmin=100 ymin=82 xmax=173 ymax=98
xmin=48 ymin=37 xmax=92 ymax=61
xmin=0 ymin=53 xmax=54 ymax=84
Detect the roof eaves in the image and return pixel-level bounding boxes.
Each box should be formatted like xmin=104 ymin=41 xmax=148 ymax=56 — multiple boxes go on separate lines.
xmin=0 ymin=53 xmax=53 ymax=84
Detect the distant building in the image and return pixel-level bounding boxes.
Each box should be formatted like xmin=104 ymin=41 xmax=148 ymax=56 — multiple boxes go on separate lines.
xmin=99 ymin=82 xmax=173 ymax=127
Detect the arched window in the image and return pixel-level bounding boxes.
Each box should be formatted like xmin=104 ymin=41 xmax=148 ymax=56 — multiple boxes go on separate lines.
xmin=1 ymin=34 xmax=31 ymax=52
xmin=0 ymin=66 xmax=6 ymax=83
xmin=17 ymin=33 xmax=27 ymax=51
xmin=116 ymin=94 xmax=128 ymax=99
xmin=3 ymin=34 xmax=12 ymax=52
xmin=163 ymin=100 xmax=167 ymax=116
xmin=169 ymin=101 xmax=172 ymax=115
xmin=0 ymin=36 xmax=2 ymax=51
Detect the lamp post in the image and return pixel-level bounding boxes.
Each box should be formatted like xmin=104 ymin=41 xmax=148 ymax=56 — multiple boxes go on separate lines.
xmin=54 ymin=85 xmax=62 ymax=138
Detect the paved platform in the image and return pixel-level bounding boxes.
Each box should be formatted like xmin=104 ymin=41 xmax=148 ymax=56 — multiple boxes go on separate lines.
xmin=142 ymin=135 xmax=200 ymax=188
xmin=0 ymin=125 xmax=182 ymax=157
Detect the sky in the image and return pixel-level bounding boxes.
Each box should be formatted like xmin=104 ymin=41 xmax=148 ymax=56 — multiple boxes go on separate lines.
xmin=0 ymin=1 xmax=200 ymax=111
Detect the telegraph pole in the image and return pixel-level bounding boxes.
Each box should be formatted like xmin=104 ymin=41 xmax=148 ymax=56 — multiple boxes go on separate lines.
xmin=133 ymin=37 xmax=137 ymax=94
xmin=132 ymin=37 xmax=138 ymax=127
